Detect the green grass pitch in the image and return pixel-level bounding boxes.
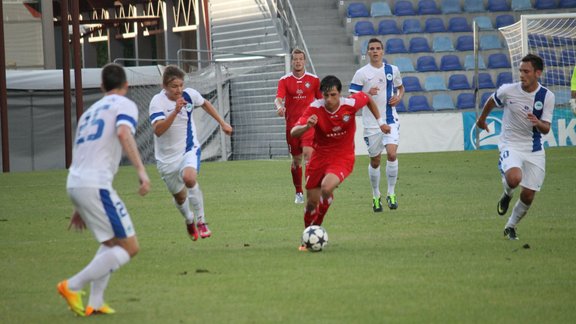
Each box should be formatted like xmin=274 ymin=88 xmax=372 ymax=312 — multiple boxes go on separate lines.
xmin=1 ymin=147 xmax=575 ymax=323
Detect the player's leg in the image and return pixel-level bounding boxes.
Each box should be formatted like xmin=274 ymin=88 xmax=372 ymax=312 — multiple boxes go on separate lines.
xmin=287 ymin=130 xmax=305 ymax=203
xmin=497 ymin=148 xmax=523 ymax=216
xmin=385 ymin=143 xmax=399 ymax=210
xmin=365 ymin=133 xmax=385 ymax=212
xmin=313 ymin=173 xmax=341 ymax=226
xmin=158 ymin=162 xmax=196 ymax=238
xmin=182 ymin=149 xmax=211 ymax=238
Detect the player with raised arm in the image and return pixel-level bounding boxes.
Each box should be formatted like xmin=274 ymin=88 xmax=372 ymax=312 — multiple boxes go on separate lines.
xmin=275 ymin=48 xmax=322 ymax=204
xmin=149 ymin=65 xmax=233 ymax=240
xmin=291 ymin=75 xmax=388 ymax=251
xmin=476 ymin=54 xmax=555 ymax=240
xmin=57 ymin=63 xmax=151 ymax=316
xmin=350 ymin=38 xmax=404 ymax=212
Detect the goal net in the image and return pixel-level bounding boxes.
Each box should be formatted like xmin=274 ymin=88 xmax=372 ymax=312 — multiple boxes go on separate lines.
xmin=499 ymin=13 xmax=576 ymax=111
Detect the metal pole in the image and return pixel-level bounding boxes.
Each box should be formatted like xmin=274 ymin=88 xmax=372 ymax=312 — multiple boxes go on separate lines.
xmin=61 ymin=0 xmax=73 ymax=168
xmin=71 ymin=0 xmax=83 ymax=121
xmin=214 ymin=63 xmax=228 ymax=161
xmin=473 ymin=21 xmax=480 ymax=150
xmin=0 ymin=1 xmax=10 ymax=172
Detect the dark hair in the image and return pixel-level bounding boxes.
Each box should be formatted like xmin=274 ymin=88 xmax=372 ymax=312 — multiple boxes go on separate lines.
xmin=162 ymin=65 xmax=186 ymax=86
xmin=320 ymin=75 xmax=342 ymax=93
xmin=101 ymin=63 xmax=127 ymax=91
xmin=521 ymin=54 xmax=544 ymax=72
xmin=367 ymin=38 xmax=383 ymax=50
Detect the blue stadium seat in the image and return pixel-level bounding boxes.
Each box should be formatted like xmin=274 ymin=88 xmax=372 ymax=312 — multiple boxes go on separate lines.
xmin=403 ymin=76 xmax=423 ymax=92
xmin=543 ymin=69 xmax=569 ymax=86
xmin=480 ymin=35 xmax=503 ymax=50
xmin=535 ymin=0 xmax=559 ymax=9
xmin=539 ymin=49 xmax=559 ymax=66
xmin=409 ymin=37 xmax=432 ymax=53
xmin=480 ymin=92 xmax=494 ymax=107
xmin=378 ymin=19 xmax=402 ymax=35
xmin=495 ymin=15 xmax=515 ymax=28
xmin=403 ymin=19 xmax=422 ymax=34
xmin=354 ymin=21 xmax=375 ymax=36
xmin=464 ymin=54 xmax=487 ymax=70
xmin=464 ymin=0 xmax=485 ymax=12
xmin=488 ymin=0 xmax=511 ymax=11
xmin=456 ymin=35 xmax=474 ymax=51
xmin=385 ymin=38 xmax=408 ymax=54
xmin=371 ymin=2 xmax=392 ymax=17
xmin=433 ymin=36 xmax=455 ymax=52
xmin=528 ymin=34 xmax=551 ymax=47
xmin=487 ymin=53 xmax=511 ymax=69
xmin=425 ymin=75 xmax=448 ymax=91
xmin=360 ymin=39 xmax=369 ymax=58
xmin=425 ymin=18 xmax=446 ymax=33
xmin=512 ymin=0 xmax=534 ymax=10
xmin=552 ymin=36 xmax=576 ymax=47
xmin=394 ymin=57 xmax=416 ymax=72
xmin=416 ymin=55 xmax=439 ymax=72
xmin=409 ymin=95 xmax=432 ymax=112
xmin=442 ymin=0 xmax=462 ymax=13
xmin=394 ymin=1 xmax=417 ymax=16
xmin=418 ymin=0 xmax=441 ymax=14
xmin=448 ymin=74 xmax=472 ymax=90
xmin=560 ymin=0 xmax=576 ymax=8
xmin=396 ymin=100 xmax=407 ymax=112
xmin=440 ymin=55 xmax=463 ymax=71
xmin=496 ymin=72 xmax=513 ymax=87
xmin=474 ymin=16 xmax=494 ymax=30
xmin=473 ymin=73 xmax=496 ymax=89
xmin=561 ymin=49 xmax=576 ymax=65
xmin=457 ymin=93 xmax=476 ymax=109
xmin=347 ymin=3 xmax=370 ymax=17
xmin=448 ymin=17 xmax=472 ymax=32
xmin=433 ymin=94 xmax=456 ymax=111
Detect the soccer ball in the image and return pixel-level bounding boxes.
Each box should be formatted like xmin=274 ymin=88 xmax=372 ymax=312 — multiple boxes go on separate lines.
xmin=301 ymin=225 xmax=328 ymax=252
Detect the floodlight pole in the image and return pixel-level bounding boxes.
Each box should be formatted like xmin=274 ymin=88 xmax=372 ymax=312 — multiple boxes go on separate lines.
xmin=71 ymin=0 xmax=83 ymax=120
xmin=0 ymin=1 xmax=9 ymax=172
xmin=61 ymin=0 xmax=73 ymax=168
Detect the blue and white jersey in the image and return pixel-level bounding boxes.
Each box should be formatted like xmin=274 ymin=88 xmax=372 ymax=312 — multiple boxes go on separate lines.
xmin=149 ymin=88 xmax=205 ymax=164
xmin=67 ymin=94 xmax=139 ymax=189
xmin=493 ymin=82 xmax=555 ymax=152
xmin=350 ymin=63 xmax=402 ymax=134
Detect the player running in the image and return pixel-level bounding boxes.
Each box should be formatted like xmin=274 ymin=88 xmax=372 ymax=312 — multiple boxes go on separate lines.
xmin=149 ymin=65 xmax=233 ymax=240
xmin=275 ymin=48 xmax=322 ymax=204
xmin=291 ymin=75 xmax=388 ymax=251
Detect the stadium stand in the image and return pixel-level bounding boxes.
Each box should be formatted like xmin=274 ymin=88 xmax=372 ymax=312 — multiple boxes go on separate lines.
xmin=448 ymin=74 xmax=472 ymax=90
xmin=433 ymin=36 xmax=455 ymax=52
xmin=395 ymin=1 xmax=417 ymax=16
xmin=473 ymin=73 xmax=496 ymax=89
xmin=347 ymin=2 xmax=370 ymax=17
xmin=553 ymin=36 xmax=576 ymax=46
xmin=396 ymin=100 xmax=407 ymax=112
xmin=440 ymin=54 xmax=463 ymax=71
xmin=456 ymin=35 xmax=474 ymax=51
xmin=354 ymin=21 xmax=375 ymax=36
xmin=386 ymin=38 xmax=408 ymax=53
xmin=442 ymin=0 xmax=462 ymax=13
xmin=378 ymin=19 xmax=401 ymax=35
xmin=543 ymin=69 xmax=569 ymax=86
xmin=495 ymin=14 xmax=516 ymax=28
xmin=409 ymin=95 xmax=432 ymax=112
xmin=534 ymin=0 xmax=558 ymax=9
xmin=561 ymin=49 xmax=576 ymax=65
xmin=560 ymin=0 xmax=576 ymax=8
xmin=456 ymin=93 xmax=476 ymax=109
xmin=479 ymin=34 xmax=503 ymax=50
xmin=487 ymin=53 xmax=511 ymax=69
xmin=464 ymin=0 xmax=484 ymax=12
xmin=474 ymin=16 xmax=494 ymax=30
xmin=403 ymin=76 xmax=424 ymax=92
xmin=480 ymin=92 xmax=493 ymax=107
xmin=512 ymin=0 xmax=534 ymax=11
xmin=539 ymin=49 xmax=559 ymax=66
xmin=555 ymin=89 xmax=571 ymax=105
xmin=496 ymin=72 xmax=513 ymax=87
xmin=448 ymin=17 xmax=472 ymax=32
xmin=409 ymin=37 xmax=432 ymax=53
xmin=416 ymin=55 xmax=439 ymax=72
xmin=425 ymin=75 xmax=448 ymax=91
xmin=487 ymin=0 xmax=511 ymax=11
xmin=464 ymin=54 xmax=487 ymax=70
xmin=528 ymin=34 xmax=550 ymax=47
xmin=418 ymin=0 xmax=441 ymax=14
xmin=424 ymin=18 xmax=446 ymax=33
xmin=370 ymin=2 xmax=392 ymax=17
xmin=403 ymin=18 xmax=423 ymax=34
xmin=394 ymin=57 xmax=416 ymax=72
xmin=432 ymin=94 xmax=456 ymax=110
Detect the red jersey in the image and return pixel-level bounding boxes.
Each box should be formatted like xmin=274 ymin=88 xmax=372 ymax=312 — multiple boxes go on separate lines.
xmin=296 ymin=92 xmax=370 ymax=157
xmin=276 ymin=72 xmax=322 ymax=129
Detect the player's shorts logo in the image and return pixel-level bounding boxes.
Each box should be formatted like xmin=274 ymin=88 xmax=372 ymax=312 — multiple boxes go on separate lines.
xmin=343 ymin=114 xmax=351 ymax=122
xmin=386 ymin=74 xmax=393 ymax=81
xmin=185 ymin=103 xmax=193 ymax=113
xmin=534 ymin=101 xmax=543 ymax=110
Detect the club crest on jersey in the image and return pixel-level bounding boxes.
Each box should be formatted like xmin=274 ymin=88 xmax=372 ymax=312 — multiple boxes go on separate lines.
xmin=386 ymin=73 xmax=393 ymax=81
xmin=185 ymin=103 xmax=193 ymax=113
xmin=305 ymin=82 xmax=311 ymax=88
xmin=343 ymin=114 xmax=351 ymax=122
xmin=534 ymin=101 xmax=543 ymax=111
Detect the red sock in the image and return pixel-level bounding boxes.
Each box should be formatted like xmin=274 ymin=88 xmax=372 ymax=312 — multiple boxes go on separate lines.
xmin=291 ymin=165 xmax=303 ymax=194
xmin=304 ymin=206 xmax=318 ymax=228
xmin=313 ymin=194 xmax=333 ymax=226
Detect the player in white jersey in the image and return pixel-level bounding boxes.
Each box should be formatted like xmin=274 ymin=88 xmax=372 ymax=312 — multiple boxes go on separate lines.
xmin=477 ymin=54 xmax=555 ymax=240
xmin=350 ymin=38 xmax=405 ymax=212
xmin=58 ymin=63 xmax=151 ymax=317
xmin=149 ymin=65 xmax=233 ymax=241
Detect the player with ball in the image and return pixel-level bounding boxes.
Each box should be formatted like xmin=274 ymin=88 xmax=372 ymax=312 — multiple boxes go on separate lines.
xmin=291 ymin=75 xmax=387 ymax=251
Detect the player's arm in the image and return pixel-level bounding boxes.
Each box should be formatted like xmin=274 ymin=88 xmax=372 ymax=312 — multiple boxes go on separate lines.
xmin=201 ymin=100 xmax=233 ymax=135
xmin=117 ymin=124 xmax=150 ymax=196
xmin=152 ymin=97 xmax=186 ymax=137
xmin=274 ymin=97 xmax=286 ymax=117
xmin=527 ymin=115 xmax=551 ymax=134
xmin=476 ymin=96 xmax=498 ymax=133
xmin=389 ymin=84 xmax=405 ymax=106
xmin=291 ymin=114 xmax=317 ymax=138
xmin=364 ymin=95 xmax=391 ymax=134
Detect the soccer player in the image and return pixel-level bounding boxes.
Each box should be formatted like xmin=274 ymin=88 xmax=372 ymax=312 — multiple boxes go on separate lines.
xmin=275 ymin=48 xmax=322 ymax=204
xmin=57 ymin=63 xmax=151 ymax=316
xmin=291 ymin=75 xmax=388 ymax=251
xmin=570 ymin=66 xmax=576 ymax=115
xmin=149 ymin=65 xmax=233 ymax=240
xmin=476 ymin=54 xmax=555 ymax=240
xmin=350 ymin=38 xmax=405 ymax=212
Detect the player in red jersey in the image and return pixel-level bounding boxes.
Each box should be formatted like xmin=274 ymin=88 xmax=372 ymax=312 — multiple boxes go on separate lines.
xmin=275 ymin=48 xmax=322 ymax=204
xmin=291 ymin=75 xmax=389 ymax=250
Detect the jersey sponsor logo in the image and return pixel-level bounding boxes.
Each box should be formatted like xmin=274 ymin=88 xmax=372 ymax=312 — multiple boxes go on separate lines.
xmin=332 ymin=126 xmax=342 ymax=132
xmin=386 ymin=73 xmax=393 ymax=81
xmin=534 ymin=101 xmax=543 ymax=111
xmin=343 ymin=114 xmax=351 ymax=122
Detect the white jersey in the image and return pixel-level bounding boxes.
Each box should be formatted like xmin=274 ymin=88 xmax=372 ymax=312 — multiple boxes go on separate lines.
xmin=493 ymin=82 xmax=555 ymax=153
xmin=67 ymin=94 xmax=138 ymax=189
xmin=350 ymin=63 xmax=403 ymax=133
xmin=149 ymin=88 xmax=205 ymax=165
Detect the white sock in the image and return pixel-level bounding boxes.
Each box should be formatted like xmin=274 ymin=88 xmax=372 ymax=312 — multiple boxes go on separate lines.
xmin=88 ymin=245 xmax=111 ymax=309
xmin=188 ymin=183 xmax=206 ymax=224
xmin=368 ymin=165 xmax=381 ymax=198
xmin=386 ymin=160 xmax=399 ymax=195
xmin=506 ymin=199 xmax=530 ymax=229
xmin=174 ymin=197 xmax=194 ymax=223
xmin=502 ymin=177 xmax=514 ymax=197
xmin=68 ymin=246 xmax=130 ymax=291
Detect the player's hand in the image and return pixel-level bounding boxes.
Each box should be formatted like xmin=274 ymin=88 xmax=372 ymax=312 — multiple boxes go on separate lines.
xmin=527 ymin=112 xmax=540 ymax=126
xmin=380 ymin=124 xmax=391 ymax=134
xmin=175 ymin=97 xmax=186 ymax=113
xmin=221 ymin=122 xmax=233 ymax=136
xmin=368 ymin=87 xmax=379 ymax=96
xmin=68 ymin=210 xmax=86 ymax=232
xmin=276 ymin=106 xmax=286 ymax=117
xmin=307 ymin=114 xmax=318 ymax=127
xmin=138 ymin=172 xmax=151 ymax=196
xmin=476 ymin=119 xmax=489 ymax=133
xmin=389 ymin=95 xmax=401 ymax=106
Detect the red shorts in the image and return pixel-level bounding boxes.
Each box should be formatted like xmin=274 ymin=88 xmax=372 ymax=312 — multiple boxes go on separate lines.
xmin=286 ymin=127 xmax=314 ymax=156
xmin=305 ymin=153 xmax=355 ymax=190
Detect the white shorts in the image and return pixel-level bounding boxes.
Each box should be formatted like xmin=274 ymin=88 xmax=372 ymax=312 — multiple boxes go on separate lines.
xmin=68 ymin=187 xmax=136 ymax=242
xmin=363 ymin=124 xmax=400 ymax=157
xmin=157 ymin=147 xmax=201 ymax=194
xmin=498 ymin=147 xmax=546 ymax=191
